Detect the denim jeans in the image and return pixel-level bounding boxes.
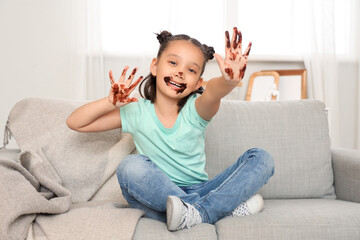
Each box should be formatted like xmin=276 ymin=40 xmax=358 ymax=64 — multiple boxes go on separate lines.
xmin=116 ymin=148 xmax=274 ymax=224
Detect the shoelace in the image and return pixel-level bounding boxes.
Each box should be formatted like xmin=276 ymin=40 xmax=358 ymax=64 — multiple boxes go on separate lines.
xmin=179 ymin=202 xmax=202 ymax=229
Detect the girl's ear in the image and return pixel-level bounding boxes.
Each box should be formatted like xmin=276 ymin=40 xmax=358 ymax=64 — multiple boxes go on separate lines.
xmin=150 ymin=58 xmax=157 ymax=76
xmin=196 ymin=77 xmax=204 ymax=90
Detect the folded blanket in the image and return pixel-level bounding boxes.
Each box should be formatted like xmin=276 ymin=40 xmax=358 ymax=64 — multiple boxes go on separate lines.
xmin=0 ymin=150 xmax=144 ymax=240
xmin=1 ymin=98 xmax=143 ymax=239
xmin=0 ymin=150 xmax=72 ymax=240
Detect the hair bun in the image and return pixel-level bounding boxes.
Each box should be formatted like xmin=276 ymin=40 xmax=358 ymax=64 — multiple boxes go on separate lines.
xmin=203 ymin=44 xmax=215 ymax=60
xmin=156 ymin=31 xmax=173 ymax=44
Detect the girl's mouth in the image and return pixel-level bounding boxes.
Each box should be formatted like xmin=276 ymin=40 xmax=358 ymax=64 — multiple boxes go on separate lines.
xmin=164 ymin=76 xmax=187 ymax=94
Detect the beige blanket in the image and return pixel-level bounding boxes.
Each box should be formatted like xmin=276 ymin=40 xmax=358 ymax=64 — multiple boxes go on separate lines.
xmin=0 ymin=98 xmax=144 ymax=240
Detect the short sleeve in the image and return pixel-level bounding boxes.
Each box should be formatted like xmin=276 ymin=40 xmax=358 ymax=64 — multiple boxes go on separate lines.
xmin=181 ymin=94 xmax=210 ymax=129
xmin=119 ymin=100 xmax=141 ymax=134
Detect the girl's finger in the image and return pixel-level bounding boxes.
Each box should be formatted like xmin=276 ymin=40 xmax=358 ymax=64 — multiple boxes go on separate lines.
xmin=224 ymin=31 xmax=232 ymax=61
xmin=119 ymin=66 xmax=129 ymax=83
xmin=237 ymin=30 xmax=242 ymax=52
xmin=109 ymin=70 xmax=115 ymax=85
xmin=126 ymin=76 xmax=144 ymax=94
xmin=239 ymin=63 xmax=247 ymax=80
xmin=231 ymin=27 xmax=238 ymax=49
xmin=225 ymin=31 xmax=231 ymax=50
xmin=213 ymin=53 xmax=230 ymax=78
xmin=125 ymin=68 xmax=137 ymax=88
xmin=244 ymin=42 xmax=252 ymax=57
xmin=213 ymin=53 xmax=225 ymax=70
xmin=235 ymin=31 xmax=243 ymax=61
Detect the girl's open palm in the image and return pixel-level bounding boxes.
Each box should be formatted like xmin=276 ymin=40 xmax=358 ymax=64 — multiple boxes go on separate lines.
xmin=214 ymin=27 xmax=252 ymax=84
xmin=108 ymin=66 xmax=143 ymax=107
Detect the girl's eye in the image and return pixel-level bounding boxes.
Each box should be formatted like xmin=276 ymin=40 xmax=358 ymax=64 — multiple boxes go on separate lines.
xmin=189 ymin=69 xmax=197 ymax=74
xmin=169 ymin=61 xmax=176 ymax=66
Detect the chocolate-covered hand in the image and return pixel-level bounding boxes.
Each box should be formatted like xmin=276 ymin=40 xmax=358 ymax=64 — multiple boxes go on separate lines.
xmin=108 ymin=66 xmax=143 ymax=107
xmin=214 ymin=27 xmax=252 ymax=84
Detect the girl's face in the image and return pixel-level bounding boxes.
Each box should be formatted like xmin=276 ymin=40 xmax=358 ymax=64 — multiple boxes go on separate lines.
xmin=150 ymin=40 xmax=204 ymax=100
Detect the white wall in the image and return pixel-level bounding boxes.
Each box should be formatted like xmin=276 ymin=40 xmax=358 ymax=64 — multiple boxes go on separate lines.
xmin=0 ymin=0 xmax=83 ymax=148
xmin=0 ymin=1 xmax=358 ymax=150
xmin=337 ymin=61 xmax=359 ymax=149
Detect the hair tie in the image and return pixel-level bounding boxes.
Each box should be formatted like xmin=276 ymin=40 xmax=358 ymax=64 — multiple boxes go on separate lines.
xmin=203 ymin=44 xmax=215 ymax=60
xmin=156 ymin=31 xmax=173 ymax=44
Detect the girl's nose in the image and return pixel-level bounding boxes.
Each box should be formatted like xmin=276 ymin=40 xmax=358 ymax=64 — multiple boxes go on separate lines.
xmin=176 ymin=71 xmax=184 ymax=79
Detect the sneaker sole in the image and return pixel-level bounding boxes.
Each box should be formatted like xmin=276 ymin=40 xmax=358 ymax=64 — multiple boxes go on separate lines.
xmin=166 ymin=196 xmax=183 ymax=231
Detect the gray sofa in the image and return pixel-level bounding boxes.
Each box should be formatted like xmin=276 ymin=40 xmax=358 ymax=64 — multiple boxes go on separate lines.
xmin=1 ymin=97 xmax=360 ymax=240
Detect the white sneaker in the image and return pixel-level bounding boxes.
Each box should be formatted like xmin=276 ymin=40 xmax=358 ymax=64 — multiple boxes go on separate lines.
xmin=231 ymin=194 xmax=264 ymax=217
xmin=166 ymin=196 xmax=202 ymax=231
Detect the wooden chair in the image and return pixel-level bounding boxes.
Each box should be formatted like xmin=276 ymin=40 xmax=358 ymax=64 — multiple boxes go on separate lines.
xmin=246 ymin=71 xmax=280 ymax=101
xmin=262 ymin=69 xmax=307 ymax=100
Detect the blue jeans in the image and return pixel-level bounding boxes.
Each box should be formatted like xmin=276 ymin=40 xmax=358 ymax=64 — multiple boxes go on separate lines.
xmin=116 ymin=148 xmax=274 ymax=224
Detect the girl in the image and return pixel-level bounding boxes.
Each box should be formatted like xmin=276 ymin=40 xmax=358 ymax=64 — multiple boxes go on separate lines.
xmin=66 ymin=27 xmax=274 ymax=231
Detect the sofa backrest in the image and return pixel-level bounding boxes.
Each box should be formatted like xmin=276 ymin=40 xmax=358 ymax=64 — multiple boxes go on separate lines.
xmin=205 ymin=100 xmax=335 ymax=199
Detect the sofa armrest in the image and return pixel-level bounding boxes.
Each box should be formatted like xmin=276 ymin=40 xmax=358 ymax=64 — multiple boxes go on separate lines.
xmin=332 ymin=147 xmax=360 ymax=203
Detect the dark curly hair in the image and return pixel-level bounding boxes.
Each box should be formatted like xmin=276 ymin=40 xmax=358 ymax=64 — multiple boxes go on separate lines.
xmin=139 ymin=30 xmax=215 ymax=112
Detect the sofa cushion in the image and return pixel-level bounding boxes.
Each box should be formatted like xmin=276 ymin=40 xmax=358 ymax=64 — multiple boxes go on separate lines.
xmin=33 ymin=201 xmax=144 ymax=240
xmin=215 ymin=199 xmax=360 ymax=239
xmin=133 ymin=218 xmax=217 ymax=240
xmin=205 ymin=100 xmax=335 ymax=199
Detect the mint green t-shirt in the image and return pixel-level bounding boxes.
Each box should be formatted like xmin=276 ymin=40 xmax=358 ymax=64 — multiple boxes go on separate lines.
xmin=120 ymin=94 xmax=210 ymax=186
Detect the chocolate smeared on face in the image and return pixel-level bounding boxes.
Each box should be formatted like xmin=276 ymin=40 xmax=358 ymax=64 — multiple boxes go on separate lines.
xmin=164 ymin=76 xmax=171 ymax=83
xmin=164 ymin=76 xmax=187 ymax=94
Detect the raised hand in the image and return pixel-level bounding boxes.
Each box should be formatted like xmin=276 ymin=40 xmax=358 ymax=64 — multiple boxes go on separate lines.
xmin=214 ymin=27 xmax=252 ymax=84
xmin=108 ymin=66 xmax=143 ymax=107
